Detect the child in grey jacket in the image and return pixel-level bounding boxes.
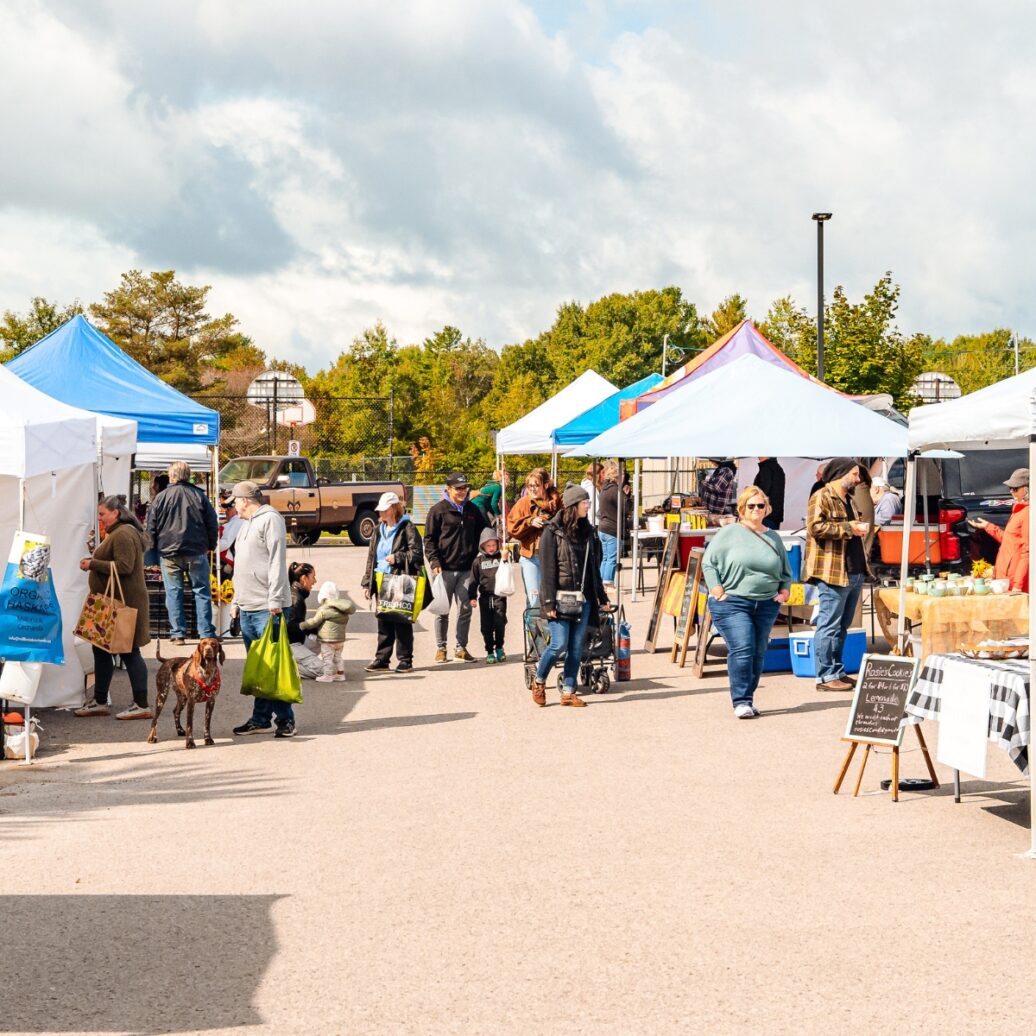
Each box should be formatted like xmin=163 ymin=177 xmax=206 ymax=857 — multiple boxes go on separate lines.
xmin=299 ymin=581 xmax=357 ymax=682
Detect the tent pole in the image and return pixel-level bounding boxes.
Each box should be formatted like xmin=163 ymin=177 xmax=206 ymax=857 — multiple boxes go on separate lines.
xmin=921 ymin=464 xmax=931 ymax=573
xmin=17 ymin=479 xmax=32 ymax=765
xmin=211 ymin=444 xmax=222 ymax=639
xmin=631 ymin=459 xmax=641 ymax=603
xmin=550 ymin=445 xmax=558 ymax=486
xmin=896 ymin=454 xmax=916 ymax=654
xmin=1028 ymin=434 xmax=1036 ymax=858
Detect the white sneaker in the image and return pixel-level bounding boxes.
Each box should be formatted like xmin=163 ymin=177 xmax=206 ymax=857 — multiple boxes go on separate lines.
xmin=733 ymin=703 xmax=756 ymax=719
xmin=115 ymin=703 xmax=152 ymax=721
xmin=74 ymin=700 xmax=110 ymax=718
xmin=315 ymin=674 xmax=335 ymax=683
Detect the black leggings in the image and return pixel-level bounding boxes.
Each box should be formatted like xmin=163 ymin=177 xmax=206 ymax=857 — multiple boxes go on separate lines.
xmin=92 ymin=645 xmax=149 ymax=708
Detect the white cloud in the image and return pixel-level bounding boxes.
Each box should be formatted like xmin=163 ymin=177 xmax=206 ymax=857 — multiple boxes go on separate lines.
xmin=1 ymin=0 xmax=1033 ymax=372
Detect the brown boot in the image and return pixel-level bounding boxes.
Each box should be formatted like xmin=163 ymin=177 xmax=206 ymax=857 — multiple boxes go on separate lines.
xmin=560 ymin=691 xmax=587 ymax=708
xmin=531 ymin=680 xmax=546 ymax=707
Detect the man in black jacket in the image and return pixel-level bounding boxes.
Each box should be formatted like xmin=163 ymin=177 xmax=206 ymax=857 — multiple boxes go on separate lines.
xmin=753 ymin=457 xmax=786 ymax=530
xmin=146 ymin=460 xmax=219 ymax=644
xmin=423 ymin=471 xmax=487 ymax=662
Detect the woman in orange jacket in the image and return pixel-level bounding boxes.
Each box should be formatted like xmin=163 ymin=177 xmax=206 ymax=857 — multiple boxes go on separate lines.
xmin=506 ymin=467 xmax=561 ymax=607
xmin=971 ymin=468 xmax=1029 ymax=591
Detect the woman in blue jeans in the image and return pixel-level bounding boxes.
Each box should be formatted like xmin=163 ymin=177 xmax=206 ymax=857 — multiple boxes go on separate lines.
xmin=702 ymin=487 xmax=792 ymax=719
xmin=531 ymin=484 xmax=612 ymax=708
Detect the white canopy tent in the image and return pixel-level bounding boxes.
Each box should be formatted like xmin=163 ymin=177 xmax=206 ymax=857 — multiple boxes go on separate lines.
xmin=570 ymin=355 xmax=908 ymax=459
xmin=0 ymin=366 xmax=135 ymax=707
xmin=908 ymin=367 xmax=1036 ymax=858
xmin=496 ymin=370 xmax=617 ymax=456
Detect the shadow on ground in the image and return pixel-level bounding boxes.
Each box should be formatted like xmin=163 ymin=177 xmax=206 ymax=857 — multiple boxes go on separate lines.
xmin=0 ymin=894 xmax=282 ymax=1033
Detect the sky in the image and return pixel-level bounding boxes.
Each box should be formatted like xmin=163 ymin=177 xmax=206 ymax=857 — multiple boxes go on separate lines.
xmin=1 ymin=0 xmax=1032 ymax=372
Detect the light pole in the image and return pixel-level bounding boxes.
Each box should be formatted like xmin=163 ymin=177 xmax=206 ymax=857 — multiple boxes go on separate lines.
xmin=661 ymin=333 xmax=684 ymax=378
xmin=812 ymin=212 xmax=832 ymax=381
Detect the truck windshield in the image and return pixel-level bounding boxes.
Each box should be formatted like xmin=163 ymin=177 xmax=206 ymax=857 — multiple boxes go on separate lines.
xmin=219 ymin=459 xmax=279 ymax=484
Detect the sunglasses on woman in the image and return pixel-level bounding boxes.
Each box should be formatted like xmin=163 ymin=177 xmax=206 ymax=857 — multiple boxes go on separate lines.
xmin=745 ymin=503 xmax=767 ymax=510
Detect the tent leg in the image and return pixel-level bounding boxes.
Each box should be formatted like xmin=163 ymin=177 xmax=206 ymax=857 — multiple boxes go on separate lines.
xmin=1027 ymin=436 xmax=1036 ymax=858
xmin=212 ymin=444 xmax=222 ymax=638
xmin=631 ymin=459 xmax=641 ymax=603
xmin=550 ymin=446 xmax=558 ymax=486
xmin=921 ymin=465 xmax=931 ymax=573
xmin=896 ymin=455 xmax=917 ymax=654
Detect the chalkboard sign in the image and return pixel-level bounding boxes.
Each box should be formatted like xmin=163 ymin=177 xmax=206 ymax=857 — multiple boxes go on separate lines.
xmin=843 ymin=654 xmax=921 ymax=748
xmin=644 ymin=529 xmax=681 ymax=653
xmin=673 ymin=547 xmax=705 ymax=665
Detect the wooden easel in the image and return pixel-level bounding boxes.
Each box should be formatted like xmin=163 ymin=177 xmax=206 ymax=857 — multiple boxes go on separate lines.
xmin=833 ymin=726 xmax=939 ymax=802
xmin=673 ymin=548 xmax=705 ymax=666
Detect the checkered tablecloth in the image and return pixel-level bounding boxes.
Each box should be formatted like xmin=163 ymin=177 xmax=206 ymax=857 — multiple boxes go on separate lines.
xmin=902 ymin=653 xmax=1030 ymax=775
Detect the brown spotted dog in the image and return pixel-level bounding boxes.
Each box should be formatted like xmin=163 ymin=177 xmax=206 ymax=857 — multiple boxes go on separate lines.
xmin=147 ymin=638 xmax=225 ymax=749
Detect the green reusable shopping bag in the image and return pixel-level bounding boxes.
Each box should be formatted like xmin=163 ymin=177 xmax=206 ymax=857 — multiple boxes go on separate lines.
xmin=239 ymin=614 xmax=303 ymax=704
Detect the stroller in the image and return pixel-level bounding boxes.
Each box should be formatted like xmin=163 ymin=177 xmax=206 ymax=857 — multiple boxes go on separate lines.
xmin=522 ymin=605 xmax=616 ymax=694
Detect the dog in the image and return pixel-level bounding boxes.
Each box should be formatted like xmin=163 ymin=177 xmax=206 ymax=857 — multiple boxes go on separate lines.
xmin=147 ymin=638 xmax=225 ymax=749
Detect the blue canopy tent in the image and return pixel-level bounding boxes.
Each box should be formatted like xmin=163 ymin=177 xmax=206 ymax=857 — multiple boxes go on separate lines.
xmin=7 ymin=316 xmax=220 ymax=455
xmin=552 ymin=373 xmax=664 ymax=447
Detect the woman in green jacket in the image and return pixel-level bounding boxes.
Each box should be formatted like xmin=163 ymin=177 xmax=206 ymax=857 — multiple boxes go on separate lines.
xmin=702 ymin=487 xmax=791 ymax=720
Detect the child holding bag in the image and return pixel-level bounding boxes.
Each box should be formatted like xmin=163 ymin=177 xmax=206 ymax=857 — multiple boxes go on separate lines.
xmin=470 ymin=528 xmax=508 ymax=664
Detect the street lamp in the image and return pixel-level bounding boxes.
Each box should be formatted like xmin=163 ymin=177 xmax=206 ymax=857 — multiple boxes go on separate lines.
xmin=812 ymin=212 xmax=832 ymax=381
xmin=661 ymin=333 xmax=685 ymax=378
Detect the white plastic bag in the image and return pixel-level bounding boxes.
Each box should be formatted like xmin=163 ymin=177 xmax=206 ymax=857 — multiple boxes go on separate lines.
xmin=494 ymin=560 xmax=516 ymax=597
xmin=424 ymin=572 xmax=452 ymax=616
xmin=4 ymin=721 xmax=40 ymax=760
xmin=0 ymin=661 xmax=43 ymax=705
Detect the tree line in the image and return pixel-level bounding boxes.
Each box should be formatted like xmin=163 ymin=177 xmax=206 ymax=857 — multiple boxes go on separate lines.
xmin=2 ymin=269 xmax=1031 ymax=471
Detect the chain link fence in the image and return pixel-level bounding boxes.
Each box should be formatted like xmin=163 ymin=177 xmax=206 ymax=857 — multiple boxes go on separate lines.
xmin=194 ymin=395 xmax=397 ymax=479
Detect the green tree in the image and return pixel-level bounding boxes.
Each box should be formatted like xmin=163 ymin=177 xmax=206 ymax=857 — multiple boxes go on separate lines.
xmin=775 ymin=273 xmax=926 ymax=409
xmin=705 ymin=294 xmax=749 ymax=338
xmin=921 ymin=330 xmax=1036 ymax=396
xmin=0 ymin=296 xmax=84 ymax=361
xmin=90 ymin=270 xmax=243 ymax=392
xmin=760 ymin=295 xmax=816 ymax=359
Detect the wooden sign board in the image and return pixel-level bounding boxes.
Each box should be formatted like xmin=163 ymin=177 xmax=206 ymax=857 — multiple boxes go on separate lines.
xmin=673 ymin=547 xmax=705 ymax=665
xmin=834 ymin=653 xmax=936 ymax=802
xmin=843 ymin=654 xmax=921 ymax=748
xmin=643 ymin=529 xmax=681 ymax=653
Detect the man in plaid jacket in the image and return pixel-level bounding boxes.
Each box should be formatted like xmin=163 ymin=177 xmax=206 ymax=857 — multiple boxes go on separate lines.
xmin=804 ymin=458 xmax=870 ymax=691
xmin=701 ymin=460 xmax=737 ymax=515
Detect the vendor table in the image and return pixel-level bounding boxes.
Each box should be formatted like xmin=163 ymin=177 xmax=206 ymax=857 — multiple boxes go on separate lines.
xmin=876 ymin=589 xmax=1029 ymax=659
xmin=902 ymin=652 xmax=1030 ymax=801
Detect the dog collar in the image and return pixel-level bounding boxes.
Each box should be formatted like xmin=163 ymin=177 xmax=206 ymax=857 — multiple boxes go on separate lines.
xmin=195 ymin=670 xmax=221 ymax=700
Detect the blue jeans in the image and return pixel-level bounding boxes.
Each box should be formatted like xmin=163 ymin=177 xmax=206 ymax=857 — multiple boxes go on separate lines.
xmin=519 ymin=556 xmax=541 ymax=607
xmin=240 ymin=609 xmax=295 ymax=727
xmin=708 ymin=595 xmax=782 ymax=707
xmin=599 ymin=532 xmax=618 ymax=584
xmin=536 ymin=599 xmax=592 ymax=691
xmin=161 ymin=554 xmax=216 ymax=638
xmin=814 ymin=573 xmax=866 ymax=684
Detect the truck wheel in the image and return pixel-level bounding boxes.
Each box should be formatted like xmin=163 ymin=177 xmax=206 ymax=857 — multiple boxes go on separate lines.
xmin=348 ymin=509 xmax=378 ymax=547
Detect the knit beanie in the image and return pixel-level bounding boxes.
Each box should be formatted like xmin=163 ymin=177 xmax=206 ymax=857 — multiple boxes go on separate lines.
xmin=318 ymin=580 xmax=339 ymax=603
xmin=562 ymin=482 xmax=590 ymax=508
xmin=821 ymin=457 xmax=858 ymax=484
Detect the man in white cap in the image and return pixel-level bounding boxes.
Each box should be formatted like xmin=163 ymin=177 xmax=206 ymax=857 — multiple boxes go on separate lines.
xmin=229 ymin=481 xmax=296 ymax=737
xmin=423 ymin=471 xmax=488 ymax=662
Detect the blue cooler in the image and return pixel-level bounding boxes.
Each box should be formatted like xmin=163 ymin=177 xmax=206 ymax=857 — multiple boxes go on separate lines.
xmin=786 ymin=544 xmax=802 ymax=582
xmin=789 ymin=628 xmax=866 ymax=677
xmin=761 ymin=636 xmax=792 ymax=673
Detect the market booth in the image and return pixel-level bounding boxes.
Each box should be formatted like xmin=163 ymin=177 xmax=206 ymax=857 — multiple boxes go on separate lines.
xmin=905 ymin=367 xmax=1036 ymax=854
xmin=7 ymin=315 xmax=220 ymax=478
xmin=0 ymin=365 xmax=138 ymax=707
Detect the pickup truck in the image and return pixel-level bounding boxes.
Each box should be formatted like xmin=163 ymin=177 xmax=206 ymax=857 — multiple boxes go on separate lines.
xmin=219 ymin=456 xmax=406 ymax=547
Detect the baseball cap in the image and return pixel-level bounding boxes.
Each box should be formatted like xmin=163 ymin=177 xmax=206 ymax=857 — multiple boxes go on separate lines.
xmin=375 ymin=491 xmax=401 ymax=511
xmin=445 ymin=471 xmax=469 ymax=488
xmin=231 ymin=480 xmax=261 ymax=501
xmin=1004 ymin=468 xmax=1029 ymax=489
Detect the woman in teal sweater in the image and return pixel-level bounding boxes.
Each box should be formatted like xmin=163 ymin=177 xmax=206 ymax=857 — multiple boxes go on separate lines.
xmin=702 ymin=486 xmax=792 ymax=719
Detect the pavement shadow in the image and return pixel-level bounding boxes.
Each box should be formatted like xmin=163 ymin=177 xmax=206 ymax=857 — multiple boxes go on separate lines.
xmin=337 ymin=711 xmax=478 ymax=733
xmin=764 ymin=698 xmax=852 ymax=716
xmin=0 ymin=894 xmax=282 ymax=1032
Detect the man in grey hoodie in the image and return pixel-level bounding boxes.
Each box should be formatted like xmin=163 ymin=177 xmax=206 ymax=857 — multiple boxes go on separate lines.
xmin=228 ymin=481 xmax=296 ymax=738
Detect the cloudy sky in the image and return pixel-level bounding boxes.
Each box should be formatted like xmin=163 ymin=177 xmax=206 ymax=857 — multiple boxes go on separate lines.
xmin=0 ymin=0 xmax=1031 ymax=371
